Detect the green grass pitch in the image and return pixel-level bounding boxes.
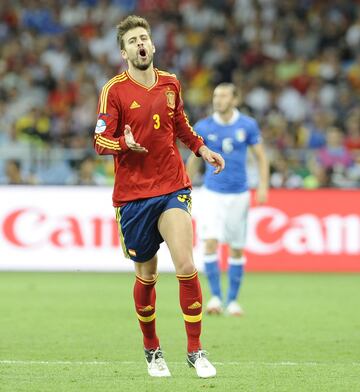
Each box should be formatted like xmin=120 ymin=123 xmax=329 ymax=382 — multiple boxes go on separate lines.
xmin=0 ymin=271 xmax=359 ymax=391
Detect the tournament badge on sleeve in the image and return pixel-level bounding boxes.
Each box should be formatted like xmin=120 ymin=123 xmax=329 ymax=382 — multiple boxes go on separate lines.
xmin=95 ymin=118 xmax=107 ymax=134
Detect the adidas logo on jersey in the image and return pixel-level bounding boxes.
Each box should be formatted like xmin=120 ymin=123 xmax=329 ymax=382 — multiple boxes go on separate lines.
xmin=130 ymin=101 xmax=141 ymax=109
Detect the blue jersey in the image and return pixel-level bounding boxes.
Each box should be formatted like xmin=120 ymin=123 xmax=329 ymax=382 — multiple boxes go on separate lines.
xmin=194 ymin=110 xmax=261 ymax=193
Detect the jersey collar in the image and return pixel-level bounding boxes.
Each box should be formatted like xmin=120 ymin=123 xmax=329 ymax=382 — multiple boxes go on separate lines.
xmin=125 ymin=69 xmax=159 ymax=91
xmin=213 ymin=109 xmax=240 ymax=125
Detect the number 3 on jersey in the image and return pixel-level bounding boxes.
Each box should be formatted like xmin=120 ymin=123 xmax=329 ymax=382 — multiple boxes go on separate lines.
xmin=153 ymin=114 xmax=160 ymax=130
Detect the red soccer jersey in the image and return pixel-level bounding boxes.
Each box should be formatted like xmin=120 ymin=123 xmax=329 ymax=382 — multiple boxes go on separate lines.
xmin=94 ymin=69 xmax=204 ymax=205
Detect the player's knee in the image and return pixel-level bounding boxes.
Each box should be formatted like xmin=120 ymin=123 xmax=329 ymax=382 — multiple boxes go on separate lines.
xmin=204 ymin=239 xmax=218 ymax=254
xmin=175 ymin=259 xmax=196 ymax=276
xmin=230 ymin=248 xmax=243 ymax=258
xmin=137 ymin=271 xmax=158 ymax=281
xmin=177 ymin=266 xmax=196 ymax=276
xmin=134 ymin=255 xmax=158 ymax=280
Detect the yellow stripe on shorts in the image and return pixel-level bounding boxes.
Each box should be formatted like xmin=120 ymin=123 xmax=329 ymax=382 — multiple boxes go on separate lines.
xmin=115 ymin=207 xmax=129 ymax=258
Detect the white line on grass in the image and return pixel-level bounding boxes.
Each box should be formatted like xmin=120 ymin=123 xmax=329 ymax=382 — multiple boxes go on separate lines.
xmin=1 ymin=360 xmax=359 ymax=366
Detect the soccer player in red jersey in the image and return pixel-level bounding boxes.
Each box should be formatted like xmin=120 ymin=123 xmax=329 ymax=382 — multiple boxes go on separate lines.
xmin=93 ymin=15 xmax=224 ymax=378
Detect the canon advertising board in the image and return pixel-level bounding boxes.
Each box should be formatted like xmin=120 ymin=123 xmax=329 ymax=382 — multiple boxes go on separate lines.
xmin=0 ymin=187 xmax=359 ymax=272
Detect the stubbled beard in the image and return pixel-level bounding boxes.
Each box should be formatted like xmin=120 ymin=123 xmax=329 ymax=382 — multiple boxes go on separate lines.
xmin=131 ymin=53 xmax=153 ymax=71
xmin=133 ymin=61 xmax=151 ymax=70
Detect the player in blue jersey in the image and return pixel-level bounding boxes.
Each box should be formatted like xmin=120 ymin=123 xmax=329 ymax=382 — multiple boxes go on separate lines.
xmin=187 ymin=83 xmax=269 ymax=316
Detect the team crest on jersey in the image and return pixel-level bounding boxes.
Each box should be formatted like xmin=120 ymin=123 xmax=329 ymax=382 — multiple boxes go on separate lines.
xmin=236 ymin=128 xmax=246 ymax=142
xmin=165 ymin=90 xmax=176 ymax=109
xmin=95 ymin=119 xmax=106 ymax=134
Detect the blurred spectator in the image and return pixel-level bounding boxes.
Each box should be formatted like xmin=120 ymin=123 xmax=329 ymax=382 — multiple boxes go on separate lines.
xmin=300 ymin=111 xmax=331 ymax=150
xmin=270 ymin=156 xmax=303 ymax=189
xmin=317 ymin=127 xmax=353 ymax=169
xmin=346 ymin=151 xmax=360 ymax=187
xmin=4 ymin=159 xmax=26 ymax=185
xmin=347 ymin=53 xmax=360 ymax=91
xmin=346 ymin=15 xmax=360 ymax=53
xmin=0 ymin=0 xmax=359 ymax=188
xmin=69 ymin=154 xmax=106 ymax=185
xmin=47 ymin=77 xmax=77 ymax=117
xmin=344 ymin=115 xmax=360 ymax=152
xmin=15 ymin=107 xmax=51 ymax=146
xmin=312 ymin=166 xmax=335 ymax=189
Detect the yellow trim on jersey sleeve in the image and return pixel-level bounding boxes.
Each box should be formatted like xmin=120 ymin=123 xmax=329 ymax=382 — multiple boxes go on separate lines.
xmin=97 ymin=136 xmax=120 ymax=148
xmin=95 ymin=137 xmax=121 ymax=151
xmin=100 ymin=73 xmax=127 ymax=113
xmin=183 ymin=111 xmax=203 ymax=139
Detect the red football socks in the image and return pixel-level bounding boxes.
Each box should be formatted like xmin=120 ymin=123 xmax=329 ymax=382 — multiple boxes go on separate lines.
xmin=177 ymin=270 xmax=202 ymax=353
xmin=133 ymin=275 xmax=159 ymax=350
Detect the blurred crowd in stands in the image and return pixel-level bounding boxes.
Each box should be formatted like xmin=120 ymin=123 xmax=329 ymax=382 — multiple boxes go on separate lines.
xmin=0 ymin=0 xmax=359 ymax=188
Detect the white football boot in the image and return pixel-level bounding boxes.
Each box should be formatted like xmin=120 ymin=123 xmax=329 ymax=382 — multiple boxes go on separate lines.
xmin=144 ymin=347 xmax=171 ymax=377
xmin=187 ymin=350 xmax=216 ymax=378
xmin=205 ymin=296 xmax=223 ymax=315
xmin=226 ymin=301 xmax=244 ymax=316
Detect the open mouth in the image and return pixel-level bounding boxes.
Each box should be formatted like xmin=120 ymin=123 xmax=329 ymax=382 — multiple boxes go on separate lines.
xmin=139 ymin=48 xmax=146 ymax=58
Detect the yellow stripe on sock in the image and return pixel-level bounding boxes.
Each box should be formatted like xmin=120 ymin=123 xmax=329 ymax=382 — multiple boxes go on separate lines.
xmin=137 ymin=313 xmax=156 ymax=322
xmin=177 ymin=270 xmax=198 ymax=280
xmin=183 ymin=312 xmax=202 ymax=323
xmin=136 ymin=274 xmax=158 ymax=285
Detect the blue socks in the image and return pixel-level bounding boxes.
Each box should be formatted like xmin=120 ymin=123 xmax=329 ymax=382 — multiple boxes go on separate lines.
xmin=227 ymin=261 xmax=244 ymax=304
xmin=204 ymin=255 xmax=246 ymax=304
xmin=203 ymin=254 xmax=221 ymax=299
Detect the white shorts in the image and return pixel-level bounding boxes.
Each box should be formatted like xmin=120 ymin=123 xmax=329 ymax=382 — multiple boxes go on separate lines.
xmin=198 ymin=188 xmax=250 ymax=249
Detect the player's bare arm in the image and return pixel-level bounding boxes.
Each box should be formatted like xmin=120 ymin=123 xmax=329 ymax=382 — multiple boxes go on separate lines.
xmin=249 ymin=143 xmax=269 ymax=204
xmin=124 ymin=124 xmax=148 ymax=153
xmin=186 ymin=153 xmax=203 ymax=181
xmin=198 ymin=145 xmax=225 ymax=174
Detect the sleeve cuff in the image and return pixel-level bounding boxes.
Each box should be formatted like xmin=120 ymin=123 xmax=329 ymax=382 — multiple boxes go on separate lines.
xmin=195 ymin=141 xmax=205 ymax=157
xmin=119 ymin=136 xmax=130 ymax=151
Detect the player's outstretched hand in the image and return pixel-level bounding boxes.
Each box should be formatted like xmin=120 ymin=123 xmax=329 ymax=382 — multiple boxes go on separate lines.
xmin=124 ymin=124 xmax=148 ymax=153
xmin=199 ymin=145 xmax=225 ymax=174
